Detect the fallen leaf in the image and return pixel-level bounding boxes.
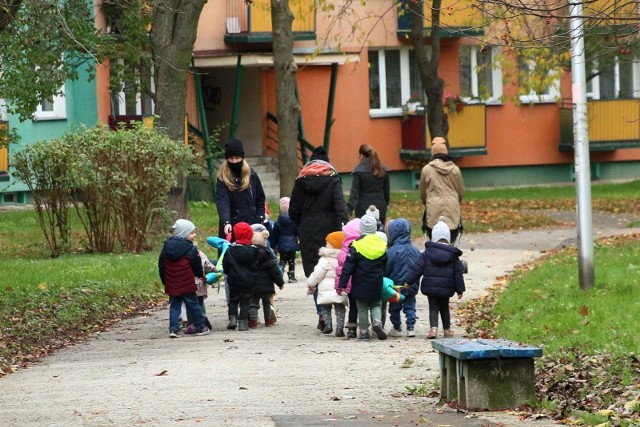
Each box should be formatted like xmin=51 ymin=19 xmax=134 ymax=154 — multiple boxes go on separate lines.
xmin=155 ymin=370 xmax=168 ymax=376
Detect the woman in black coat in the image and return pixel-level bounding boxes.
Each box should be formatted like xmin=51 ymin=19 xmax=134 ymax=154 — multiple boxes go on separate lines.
xmin=347 ymin=144 xmax=390 ymax=222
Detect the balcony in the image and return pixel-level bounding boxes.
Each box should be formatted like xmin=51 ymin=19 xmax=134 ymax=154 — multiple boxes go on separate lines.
xmin=397 ymin=0 xmax=484 ymax=38
xmin=0 ymin=121 xmax=8 ymax=175
xmin=559 ymin=99 xmax=640 ymax=151
xmin=225 ymin=0 xmax=316 ymax=44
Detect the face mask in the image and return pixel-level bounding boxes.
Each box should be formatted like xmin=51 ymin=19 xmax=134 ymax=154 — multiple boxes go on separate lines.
xmin=228 ymin=161 xmax=243 ymax=174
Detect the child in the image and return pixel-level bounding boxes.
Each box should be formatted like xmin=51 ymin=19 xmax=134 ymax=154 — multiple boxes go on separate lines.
xmin=184 ymin=245 xmax=215 ymax=333
xmin=306 ymin=231 xmax=349 ymax=337
xmin=384 ymin=218 xmax=421 ymax=337
xmin=222 ymin=222 xmax=260 ymax=331
xmin=249 ymin=224 xmax=285 ymax=328
xmin=338 ymin=213 xmax=388 ymax=340
xmin=334 ymin=218 xmax=361 ymax=338
xmin=271 ymin=197 xmax=299 ymax=283
xmin=158 ymin=219 xmax=210 ymax=338
xmin=403 ymin=217 xmax=465 ymax=339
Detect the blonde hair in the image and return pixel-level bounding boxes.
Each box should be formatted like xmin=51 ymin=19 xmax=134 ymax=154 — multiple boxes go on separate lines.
xmin=359 ymin=144 xmax=386 ymax=178
xmin=216 ymin=160 xmax=251 ymax=191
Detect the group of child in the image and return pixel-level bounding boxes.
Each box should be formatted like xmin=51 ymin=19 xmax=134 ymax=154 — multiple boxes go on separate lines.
xmin=158 ymin=201 xmax=466 ymax=341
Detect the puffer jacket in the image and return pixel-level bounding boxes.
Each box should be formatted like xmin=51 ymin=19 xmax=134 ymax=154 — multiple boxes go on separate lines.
xmin=222 ymin=243 xmax=260 ymax=292
xmin=403 ymin=241 xmax=466 ymax=298
xmin=253 ymin=246 xmax=285 ymax=295
xmin=271 ymin=213 xmax=299 ymax=252
xmin=158 ymin=237 xmax=203 ymax=297
xmin=347 ymin=160 xmax=390 ymax=221
xmin=289 ymin=160 xmax=349 ymax=276
xmin=419 ymin=156 xmax=464 ymax=230
xmin=384 ymin=218 xmax=421 ymax=298
xmin=338 ymin=234 xmax=387 ymax=303
xmin=334 ymin=218 xmax=361 ymax=292
xmin=307 ymin=247 xmax=348 ymax=306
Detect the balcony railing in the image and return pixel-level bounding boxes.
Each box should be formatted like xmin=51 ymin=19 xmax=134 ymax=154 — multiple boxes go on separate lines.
xmin=0 ymin=121 xmax=8 ymax=174
xmin=559 ymin=99 xmax=640 ymax=151
xmin=397 ymin=0 xmax=484 ymax=38
xmin=225 ymin=0 xmax=316 ymax=44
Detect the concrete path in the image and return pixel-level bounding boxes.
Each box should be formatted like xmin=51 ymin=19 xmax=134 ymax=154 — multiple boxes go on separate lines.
xmin=0 ymin=211 xmax=637 ymax=427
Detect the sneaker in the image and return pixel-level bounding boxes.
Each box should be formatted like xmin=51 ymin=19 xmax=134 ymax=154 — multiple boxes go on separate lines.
xmin=183 ymin=325 xmax=196 ymax=335
xmin=347 ymin=327 xmax=357 ymax=339
xmin=358 ymin=330 xmax=370 ymax=340
xmin=372 ymin=321 xmax=387 ymax=340
xmin=169 ymin=330 xmax=180 ymax=338
xmin=335 ymin=328 xmax=345 ymax=338
xmin=194 ymin=327 xmax=210 ymax=336
xmin=388 ymin=328 xmax=403 ymax=337
xmin=406 ymin=329 xmax=416 ymax=338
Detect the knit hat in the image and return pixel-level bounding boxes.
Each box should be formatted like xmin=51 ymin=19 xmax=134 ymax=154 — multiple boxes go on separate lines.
xmin=279 ymin=197 xmax=290 ymax=214
xmin=310 ymin=146 xmax=330 ymax=162
xmin=431 ymin=138 xmax=448 ymax=156
xmin=172 ymin=219 xmax=196 ymax=239
xmin=224 ymin=138 xmax=245 ymax=159
xmin=233 ymin=222 xmax=254 ymax=245
xmin=375 ymin=231 xmax=388 ymax=243
xmin=359 ymin=213 xmax=377 ymax=235
xmin=366 ymin=205 xmax=380 ymax=220
xmin=326 ymin=231 xmax=345 ymax=249
xmin=250 ymin=223 xmax=270 ymax=237
xmin=432 ymin=216 xmax=451 ymax=244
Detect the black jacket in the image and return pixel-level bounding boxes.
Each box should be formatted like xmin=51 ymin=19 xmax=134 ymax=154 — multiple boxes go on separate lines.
xmin=347 ymin=160 xmax=390 ymax=221
xmin=158 ymin=237 xmax=203 ymax=297
xmin=403 ymin=241 xmax=466 ymax=298
xmin=338 ymin=234 xmax=387 ymax=303
xmin=222 ymin=243 xmax=260 ymax=292
xmin=271 ymin=213 xmax=299 ymax=253
xmin=254 ymin=247 xmax=285 ymax=295
xmin=216 ymin=170 xmax=266 ymax=238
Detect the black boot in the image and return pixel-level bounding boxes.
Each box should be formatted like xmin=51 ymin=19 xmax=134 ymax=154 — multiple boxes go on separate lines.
xmin=288 ymin=271 xmax=297 ymax=283
xmin=227 ymin=315 xmax=237 ymax=330
xmin=204 ymin=316 xmax=212 ymax=330
xmin=347 ymin=326 xmax=357 ymax=339
xmin=317 ymin=315 xmax=326 ymax=331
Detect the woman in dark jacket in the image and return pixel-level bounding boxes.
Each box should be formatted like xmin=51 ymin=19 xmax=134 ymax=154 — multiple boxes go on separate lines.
xmin=347 ymin=144 xmax=390 ymax=222
xmin=289 ymin=146 xmax=349 ymax=329
xmin=215 ymin=138 xmax=266 ymax=240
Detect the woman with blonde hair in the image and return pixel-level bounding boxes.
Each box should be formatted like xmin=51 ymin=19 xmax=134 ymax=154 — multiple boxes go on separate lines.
xmin=347 ymin=144 xmax=390 ymax=222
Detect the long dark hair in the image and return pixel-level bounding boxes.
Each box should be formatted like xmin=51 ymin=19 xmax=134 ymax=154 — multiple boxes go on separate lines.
xmin=359 ymin=144 xmax=386 ymax=178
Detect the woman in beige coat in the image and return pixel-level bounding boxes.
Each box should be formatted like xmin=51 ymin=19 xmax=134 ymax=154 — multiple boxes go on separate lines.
xmin=419 ymin=137 xmax=465 ymax=244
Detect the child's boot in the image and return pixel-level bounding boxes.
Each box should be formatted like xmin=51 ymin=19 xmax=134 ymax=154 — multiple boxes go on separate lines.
xmin=288 ymin=271 xmax=297 ymax=283
xmin=227 ymin=315 xmax=237 ymax=330
xmin=248 ymin=318 xmax=258 ymax=329
xmin=204 ymin=316 xmax=212 ymax=330
xmin=346 ymin=323 xmax=357 ymax=339
xmin=322 ymin=317 xmax=333 ymax=334
xmin=265 ymin=318 xmax=276 ymax=327
xmin=238 ymin=319 xmax=249 ymax=331
xmin=358 ymin=328 xmax=370 ymax=340
xmin=443 ymin=329 xmax=454 ymax=338
xmin=427 ymin=327 xmax=438 ymax=339
xmin=372 ymin=320 xmax=387 ymax=340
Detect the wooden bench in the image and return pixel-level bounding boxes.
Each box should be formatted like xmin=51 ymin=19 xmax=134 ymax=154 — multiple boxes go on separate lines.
xmin=431 ymin=338 xmax=543 ymax=410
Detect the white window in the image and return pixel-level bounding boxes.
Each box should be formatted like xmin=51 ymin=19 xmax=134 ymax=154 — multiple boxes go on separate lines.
xmin=34 ymin=86 xmax=67 ymax=120
xmin=460 ymin=45 xmax=503 ymax=103
xmin=368 ymin=48 xmax=424 ymax=118
xmin=110 ymin=59 xmax=155 ymax=116
xmin=586 ymin=57 xmax=640 ymax=100
xmin=0 ymin=98 xmax=6 ymax=121
xmin=518 ymin=56 xmax=560 ymax=104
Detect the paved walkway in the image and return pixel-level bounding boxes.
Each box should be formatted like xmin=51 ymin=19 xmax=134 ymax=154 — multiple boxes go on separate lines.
xmin=0 ymin=212 xmax=637 ymax=427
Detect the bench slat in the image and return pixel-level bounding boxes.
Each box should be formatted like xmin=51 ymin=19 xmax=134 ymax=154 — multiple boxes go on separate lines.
xmin=477 ymin=338 xmax=543 ymax=358
xmin=432 ymin=338 xmax=542 ymax=360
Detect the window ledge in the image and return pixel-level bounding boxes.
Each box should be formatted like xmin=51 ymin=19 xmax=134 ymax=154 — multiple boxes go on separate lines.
xmin=32 ymin=116 xmax=67 ymax=122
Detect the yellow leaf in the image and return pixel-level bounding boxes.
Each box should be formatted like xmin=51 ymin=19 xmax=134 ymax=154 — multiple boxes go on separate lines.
xmin=38 ymin=282 xmax=47 ymax=291
xmin=597 ymin=409 xmax=614 ymax=417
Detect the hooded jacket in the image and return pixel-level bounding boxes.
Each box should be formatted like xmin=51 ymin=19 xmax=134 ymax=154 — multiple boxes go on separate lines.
xmin=306 ymin=246 xmax=349 ymax=306
xmin=222 ymin=243 xmax=260 ymax=292
xmin=289 ymin=160 xmax=349 ymax=276
xmin=158 ymin=236 xmax=204 ymax=297
xmin=271 ymin=212 xmax=299 ymax=253
xmin=334 ymin=218 xmax=361 ymax=293
xmin=419 ymin=157 xmax=464 ymax=230
xmin=384 ymin=219 xmax=421 ymax=298
xmin=347 ymin=160 xmax=390 ymax=221
xmin=403 ymin=241 xmax=466 ymax=298
xmin=338 ymin=234 xmax=387 ymax=303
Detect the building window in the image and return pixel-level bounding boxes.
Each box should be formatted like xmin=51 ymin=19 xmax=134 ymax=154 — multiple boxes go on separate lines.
xmin=369 ymin=48 xmax=424 ymax=118
xmin=0 ymin=98 xmax=6 ymax=121
xmin=587 ymin=57 xmax=640 ymax=100
xmin=34 ymin=86 xmax=67 ymax=120
xmin=518 ymin=56 xmax=560 ymax=103
xmin=110 ymin=59 xmax=155 ymax=116
xmin=460 ymin=45 xmax=503 ymax=103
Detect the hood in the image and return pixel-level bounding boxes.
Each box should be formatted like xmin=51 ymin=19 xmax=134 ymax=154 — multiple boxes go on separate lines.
xmin=295 ymin=174 xmax=337 ymax=195
xmin=387 ymin=218 xmax=412 ymax=246
xmin=352 ymin=234 xmax=387 ymax=260
xmin=163 ymin=236 xmax=195 ymax=261
xmin=424 ymin=241 xmax=463 ymax=266
xmin=277 ymin=213 xmax=295 ymax=227
xmin=342 ymin=218 xmax=361 ymax=250
xmin=229 ymin=243 xmax=258 ymax=262
xmin=318 ymin=246 xmax=340 ymax=258
xmin=297 ymin=160 xmax=337 ymax=178
xmin=429 ymin=158 xmax=458 ymax=176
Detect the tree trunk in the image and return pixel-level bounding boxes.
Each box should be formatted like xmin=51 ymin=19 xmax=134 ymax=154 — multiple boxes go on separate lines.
xmin=271 ymin=0 xmax=300 ymax=198
xmin=409 ymin=0 xmax=449 ymax=142
xmin=150 ymin=0 xmax=206 ymax=217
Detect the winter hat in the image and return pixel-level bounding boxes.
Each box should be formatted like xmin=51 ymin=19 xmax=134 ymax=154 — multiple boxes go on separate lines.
xmin=375 ymin=231 xmax=388 ymax=243
xmin=432 ymin=216 xmax=451 ymax=244
xmin=326 ymin=231 xmax=345 ymax=249
xmin=224 ymin=138 xmax=245 ymax=159
xmin=366 ymin=205 xmax=380 ymax=221
xmin=172 ymin=219 xmax=196 ymax=239
xmin=431 ymin=138 xmax=448 ymax=156
xmin=279 ymin=197 xmax=290 ymax=214
xmin=310 ymin=146 xmax=330 ymax=162
xmin=233 ymin=222 xmax=254 ymax=245
xmin=250 ymin=223 xmax=270 ymax=237
xmin=359 ymin=213 xmax=377 ymax=235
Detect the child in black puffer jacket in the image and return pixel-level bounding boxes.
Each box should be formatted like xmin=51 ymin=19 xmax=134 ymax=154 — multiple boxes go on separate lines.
xmin=249 ymin=224 xmax=285 ymax=328
xmin=271 ymin=197 xmax=299 ymax=283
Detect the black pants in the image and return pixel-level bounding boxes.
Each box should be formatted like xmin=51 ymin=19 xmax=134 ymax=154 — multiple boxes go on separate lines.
xmin=279 ymin=251 xmax=296 ymax=273
xmin=427 ymin=295 xmax=451 ymax=329
xmin=347 ymin=293 xmax=358 ymax=326
xmin=249 ymin=293 xmax=272 ymax=321
xmin=228 ymin=290 xmax=252 ymax=320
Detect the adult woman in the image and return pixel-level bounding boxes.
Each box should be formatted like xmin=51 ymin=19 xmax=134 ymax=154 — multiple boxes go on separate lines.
xmin=215 ymin=138 xmax=266 ymax=240
xmin=347 ymin=144 xmax=390 ymax=222
xmin=419 ymin=137 xmax=465 ymax=244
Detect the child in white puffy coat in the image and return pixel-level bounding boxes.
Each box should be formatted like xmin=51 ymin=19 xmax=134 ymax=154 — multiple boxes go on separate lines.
xmin=306 ymin=231 xmax=349 ymax=337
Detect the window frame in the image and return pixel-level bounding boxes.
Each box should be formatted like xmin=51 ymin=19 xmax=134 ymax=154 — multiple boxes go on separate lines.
xmin=459 ymin=45 xmax=503 ymax=104
xmin=586 ymin=57 xmax=640 ymax=100
xmin=518 ymin=57 xmax=560 ymax=104
xmin=110 ymin=58 xmax=155 ymax=117
xmin=34 ymin=86 xmax=67 ymax=121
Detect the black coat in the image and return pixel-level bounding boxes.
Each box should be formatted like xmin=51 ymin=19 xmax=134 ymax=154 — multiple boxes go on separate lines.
xmin=158 ymin=237 xmax=203 ymax=297
xmin=254 ymin=247 xmax=285 ymax=295
xmin=403 ymin=241 xmax=466 ymax=298
xmin=216 ymin=170 xmax=266 ymax=238
xmin=289 ymin=163 xmax=349 ymax=276
xmin=338 ymin=234 xmax=387 ymax=303
xmin=347 ymin=160 xmax=390 ymax=221
xmin=222 ymin=243 xmax=260 ymax=292
xmin=271 ymin=213 xmax=299 ymax=253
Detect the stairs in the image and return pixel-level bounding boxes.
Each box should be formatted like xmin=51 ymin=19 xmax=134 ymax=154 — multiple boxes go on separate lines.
xmin=245 ymin=156 xmax=281 ymax=201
